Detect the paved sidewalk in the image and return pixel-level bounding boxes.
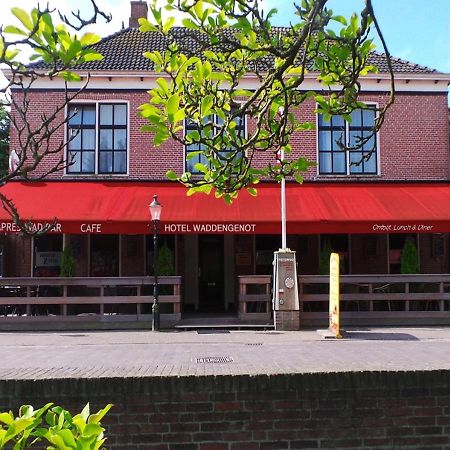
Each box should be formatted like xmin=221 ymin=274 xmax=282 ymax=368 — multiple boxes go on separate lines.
xmin=1 ymin=327 xmax=450 ymax=380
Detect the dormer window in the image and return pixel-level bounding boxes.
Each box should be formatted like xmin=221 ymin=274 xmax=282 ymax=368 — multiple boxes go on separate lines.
xmin=67 ymin=102 xmax=128 ymax=175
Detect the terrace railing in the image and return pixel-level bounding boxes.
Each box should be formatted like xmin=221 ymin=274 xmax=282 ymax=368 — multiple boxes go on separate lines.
xmin=300 ymin=274 xmax=450 ymax=327
xmin=238 ymin=274 xmax=450 ymax=327
xmin=238 ymin=275 xmax=272 ymax=322
xmin=0 ymin=276 xmax=182 ymax=330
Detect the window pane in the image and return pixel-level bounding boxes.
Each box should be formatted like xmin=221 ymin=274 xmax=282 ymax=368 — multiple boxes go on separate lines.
xmin=200 ymin=152 xmax=208 ymax=166
xmin=349 ymin=152 xmax=363 ymax=173
xmin=114 ymin=129 xmax=127 ymax=150
xmin=350 ymin=109 xmax=362 ymax=127
xmin=362 ymin=108 xmax=376 ymax=125
xmin=318 ymin=131 xmax=332 ymax=151
xmin=185 ymin=118 xmax=197 ymax=129
xmin=186 ymin=143 xmax=200 ymax=152
xmin=362 ymin=131 xmax=376 ymax=151
xmin=349 ymin=130 xmax=361 ymax=148
xmin=233 ymin=115 xmax=245 ymax=129
xmin=318 ymin=114 xmax=329 ymax=127
xmin=332 ymin=130 xmax=344 ymax=150
xmin=83 ymin=106 xmax=96 ymax=125
xmin=331 ymin=115 xmax=345 ymax=127
xmin=82 ymin=151 xmax=95 ymax=172
xmin=100 ymin=104 xmax=113 ymax=125
xmin=186 ymin=156 xmax=197 ymax=173
xmin=68 ymin=107 xmax=82 ymax=126
xmin=68 ymin=151 xmax=81 ymax=172
xmin=82 ymin=129 xmax=96 ymax=149
xmin=99 ymin=130 xmax=113 ymax=150
xmin=363 ymin=151 xmax=377 ymax=173
xmin=68 ymin=130 xmax=81 ymax=150
xmin=99 ymin=151 xmax=113 ymax=173
xmin=113 ymin=152 xmax=127 ymax=173
xmin=319 ymin=152 xmax=332 ymax=173
xmin=114 ymin=105 xmax=127 ymax=125
xmin=333 ymin=151 xmax=346 ymax=173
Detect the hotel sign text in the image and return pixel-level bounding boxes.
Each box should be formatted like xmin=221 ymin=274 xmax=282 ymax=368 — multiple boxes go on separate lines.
xmin=164 ymin=223 xmax=257 ymax=233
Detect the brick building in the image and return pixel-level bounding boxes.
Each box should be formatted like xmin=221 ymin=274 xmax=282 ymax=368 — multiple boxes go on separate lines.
xmin=1 ymin=2 xmax=450 ymax=325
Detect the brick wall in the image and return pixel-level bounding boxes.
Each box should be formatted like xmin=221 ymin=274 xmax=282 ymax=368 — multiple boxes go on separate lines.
xmin=2 ymin=370 xmax=450 ymax=449
xmin=10 ymin=90 xmax=449 ymax=182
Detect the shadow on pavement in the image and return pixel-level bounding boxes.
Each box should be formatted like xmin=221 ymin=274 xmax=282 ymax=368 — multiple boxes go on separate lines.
xmin=345 ymin=331 xmax=419 ymax=341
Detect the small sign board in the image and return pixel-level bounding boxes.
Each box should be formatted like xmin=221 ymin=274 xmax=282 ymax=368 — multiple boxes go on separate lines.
xmin=329 ymin=252 xmax=342 ymax=338
xmin=35 ymin=251 xmax=61 ymax=267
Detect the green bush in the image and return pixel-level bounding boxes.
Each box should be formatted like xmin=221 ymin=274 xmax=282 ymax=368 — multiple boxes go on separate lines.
xmin=0 ymin=403 xmax=112 ymax=449
xmin=60 ymin=245 xmax=76 ymax=278
xmin=400 ymin=238 xmax=418 ymax=274
xmin=319 ymin=240 xmax=333 ymax=275
xmin=157 ymin=244 xmax=174 ymax=276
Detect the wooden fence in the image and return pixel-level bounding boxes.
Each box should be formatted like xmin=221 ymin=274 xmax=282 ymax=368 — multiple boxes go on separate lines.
xmin=0 ymin=276 xmax=182 ymax=330
xmin=238 ymin=274 xmax=450 ymax=327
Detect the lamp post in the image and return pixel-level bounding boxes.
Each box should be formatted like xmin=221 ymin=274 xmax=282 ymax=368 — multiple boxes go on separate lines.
xmin=149 ymin=194 xmax=162 ymax=331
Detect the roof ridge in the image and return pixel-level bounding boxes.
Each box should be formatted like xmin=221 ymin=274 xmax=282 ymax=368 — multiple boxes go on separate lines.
xmin=371 ymin=50 xmax=439 ymax=74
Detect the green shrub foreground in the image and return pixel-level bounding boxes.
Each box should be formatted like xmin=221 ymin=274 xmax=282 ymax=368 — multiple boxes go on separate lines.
xmin=0 ymin=403 xmax=112 ymax=449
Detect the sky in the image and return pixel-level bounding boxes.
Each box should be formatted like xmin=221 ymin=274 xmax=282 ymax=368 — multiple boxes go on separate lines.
xmin=0 ymin=0 xmax=449 ymax=73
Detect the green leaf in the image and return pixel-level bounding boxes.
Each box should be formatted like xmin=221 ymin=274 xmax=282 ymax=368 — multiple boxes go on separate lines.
xmin=201 ymin=95 xmax=213 ymax=118
xmin=223 ymin=194 xmax=232 ymax=205
xmin=81 ymin=51 xmax=103 ymax=62
xmin=83 ymin=423 xmax=103 ymax=436
xmin=332 ymin=15 xmax=347 ymax=25
xmin=186 ymin=151 xmax=202 ymax=161
xmin=173 ymin=109 xmax=185 ymax=124
xmin=59 ymin=71 xmax=82 ymax=82
xmin=0 ymin=412 xmax=13 ymax=425
xmin=163 ymin=16 xmax=176 ymax=33
xmin=57 ymin=429 xmax=77 ymax=447
xmin=80 ymin=32 xmax=101 ymax=46
xmin=48 ymin=433 xmax=71 ymax=450
xmin=193 ymin=0 xmax=204 ymax=19
xmin=3 ymin=25 xmax=27 ymax=36
xmin=139 ymin=18 xmax=157 ymax=32
xmin=80 ymin=403 xmax=90 ymax=422
xmin=156 ymin=78 xmax=169 ymax=94
xmin=166 ymin=170 xmax=178 ymax=181
xmin=181 ymin=18 xmax=198 ymax=29
xmin=294 ymin=173 xmax=304 ymax=183
xmin=247 ymin=187 xmax=258 ymax=197
xmin=11 ymin=7 xmax=34 ymax=31
xmin=166 ymin=94 xmax=180 ymax=122
xmin=194 ymin=163 xmax=208 ymax=173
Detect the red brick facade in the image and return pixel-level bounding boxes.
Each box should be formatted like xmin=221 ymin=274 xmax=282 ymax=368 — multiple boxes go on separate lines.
xmin=10 ymin=91 xmax=449 ymax=182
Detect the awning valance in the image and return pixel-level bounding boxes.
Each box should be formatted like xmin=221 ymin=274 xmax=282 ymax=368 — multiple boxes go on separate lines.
xmin=0 ymin=181 xmax=449 ymax=234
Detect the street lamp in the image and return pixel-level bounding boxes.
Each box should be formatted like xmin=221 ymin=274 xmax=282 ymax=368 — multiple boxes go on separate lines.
xmin=149 ymin=194 xmax=162 ymax=331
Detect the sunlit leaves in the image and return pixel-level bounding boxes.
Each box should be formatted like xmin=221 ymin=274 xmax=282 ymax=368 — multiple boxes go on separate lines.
xmin=1 ymin=5 xmax=103 ymax=74
xmin=137 ymin=0 xmax=388 ymax=202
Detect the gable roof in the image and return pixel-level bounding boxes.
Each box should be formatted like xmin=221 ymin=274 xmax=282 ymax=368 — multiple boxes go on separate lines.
xmin=32 ymin=26 xmax=439 ymax=75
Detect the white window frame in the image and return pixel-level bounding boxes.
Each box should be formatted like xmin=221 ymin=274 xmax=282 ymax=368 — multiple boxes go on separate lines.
xmin=64 ymin=100 xmax=130 ymax=176
xmin=315 ymin=102 xmax=381 ymax=176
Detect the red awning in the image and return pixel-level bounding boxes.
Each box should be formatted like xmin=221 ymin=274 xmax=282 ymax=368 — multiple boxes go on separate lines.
xmin=0 ymin=181 xmax=449 ymax=234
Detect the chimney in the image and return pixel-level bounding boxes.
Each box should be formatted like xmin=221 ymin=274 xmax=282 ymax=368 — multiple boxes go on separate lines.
xmin=129 ymin=1 xmax=148 ymax=28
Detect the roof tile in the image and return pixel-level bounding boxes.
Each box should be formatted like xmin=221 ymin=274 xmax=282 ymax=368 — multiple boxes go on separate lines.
xmin=32 ymin=26 xmax=439 ymax=75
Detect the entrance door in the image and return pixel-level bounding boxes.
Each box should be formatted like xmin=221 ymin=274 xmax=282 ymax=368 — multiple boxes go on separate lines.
xmin=199 ymin=235 xmax=224 ymax=311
